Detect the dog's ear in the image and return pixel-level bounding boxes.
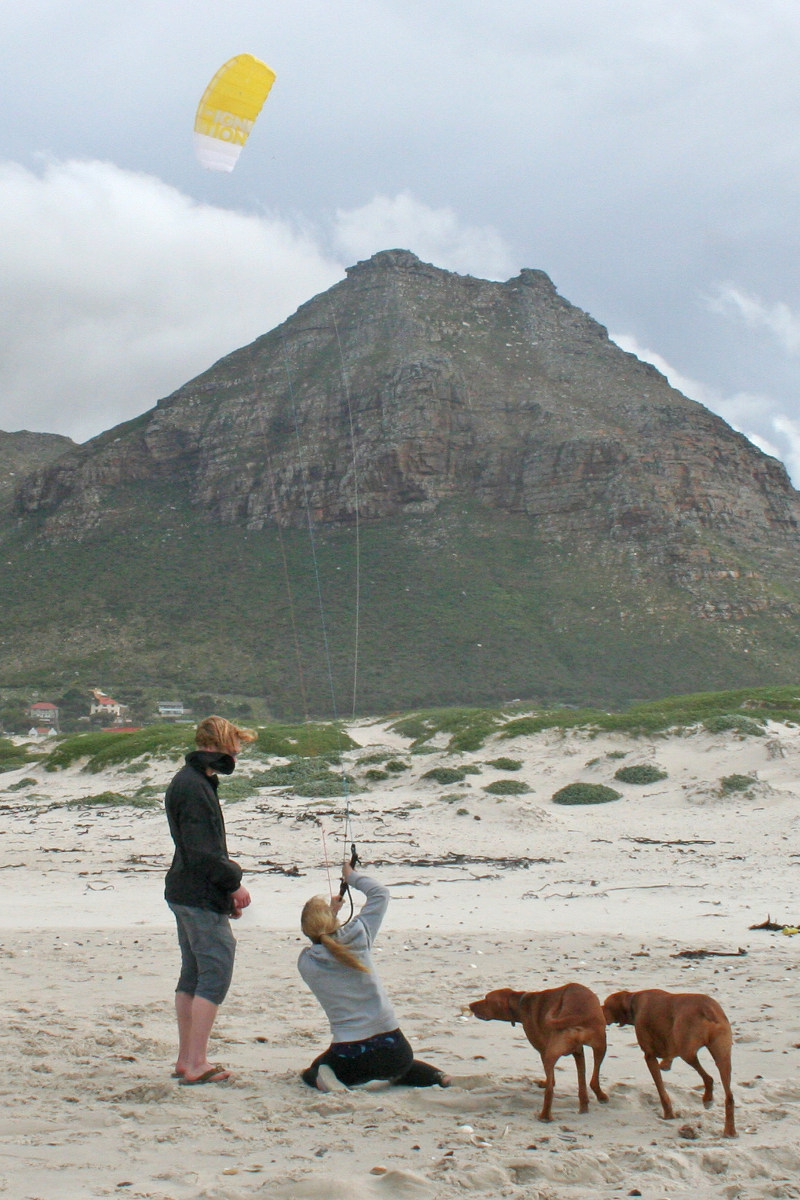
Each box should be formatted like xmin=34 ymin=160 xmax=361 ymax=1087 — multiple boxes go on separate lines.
xmin=601 ymin=993 xmax=617 ymax=1025
xmin=618 ymin=990 xmax=634 ymax=1023
xmin=603 ymin=991 xmax=631 ymax=1026
xmin=499 ymin=988 xmax=522 ymax=1025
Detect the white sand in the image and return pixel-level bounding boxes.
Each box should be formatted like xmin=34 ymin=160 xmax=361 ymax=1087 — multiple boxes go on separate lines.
xmin=1 ymin=717 xmax=799 ymax=1199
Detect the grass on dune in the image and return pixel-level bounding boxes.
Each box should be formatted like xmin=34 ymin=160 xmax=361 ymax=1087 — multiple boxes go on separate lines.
xmin=44 ymin=726 xmax=193 ymax=773
xmin=391 ymin=685 xmax=800 ymax=752
xmin=0 ymin=737 xmax=40 ymax=773
xmin=18 ymin=684 xmax=800 ymax=782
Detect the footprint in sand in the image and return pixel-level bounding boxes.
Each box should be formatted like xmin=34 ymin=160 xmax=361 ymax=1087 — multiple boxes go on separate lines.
xmin=108 ymin=1081 xmax=174 ymax=1104
xmin=507 ymin=1149 xmax=625 ymax=1187
xmin=268 ymin=1169 xmax=435 ymax=1199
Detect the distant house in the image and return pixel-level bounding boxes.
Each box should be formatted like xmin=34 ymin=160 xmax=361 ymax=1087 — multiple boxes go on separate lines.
xmin=27 ymin=700 xmax=59 ymax=728
xmin=89 ymin=689 xmax=129 ymax=725
xmin=157 ymin=700 xmax=185 ymax=718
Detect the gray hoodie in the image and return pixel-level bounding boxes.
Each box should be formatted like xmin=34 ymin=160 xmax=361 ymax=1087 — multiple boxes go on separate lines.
xmin=297 ymin=872 xmax=398 ymax=1043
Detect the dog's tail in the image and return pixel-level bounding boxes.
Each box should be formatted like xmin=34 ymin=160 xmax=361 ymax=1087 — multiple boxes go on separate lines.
xmin=707 ymin=1021 xmax=733 ymax=1068
xmin=700 ymin=1000 xmax=733 ymax=1057
xmin=548 ymin=984 xmax=604 ymax=1031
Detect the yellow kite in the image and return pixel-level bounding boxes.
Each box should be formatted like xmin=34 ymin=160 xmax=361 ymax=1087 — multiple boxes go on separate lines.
xmin=194 ymin=54 xmax=276 ymax=172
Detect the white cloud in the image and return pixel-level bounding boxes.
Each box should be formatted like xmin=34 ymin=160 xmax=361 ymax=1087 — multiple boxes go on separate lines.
xmin=0 ymin=159 xmax=344 ymax=442
xmin=331 ymin=192 xmax=516 ymax=281
xmin=0 ymin=162 xmax=519 ymax=443
xmin=611 ymin=332 xmax=800 ymax=487
xmin=707 ymin=284 xmax=800 ymax=357
xmin=771 ymin=414 xmax=800 ymax=487
xmin=1 ymin=155 xmax=795 ymax=487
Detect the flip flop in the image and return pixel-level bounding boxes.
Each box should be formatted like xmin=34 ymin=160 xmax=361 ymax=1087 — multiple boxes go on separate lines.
xmin=179 ymin=1065 xmax=231 ymax=1085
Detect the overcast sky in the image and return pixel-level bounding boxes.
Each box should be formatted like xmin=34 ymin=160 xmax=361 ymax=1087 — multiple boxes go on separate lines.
xmin=1 ymin=1 xmax=798 ymax=483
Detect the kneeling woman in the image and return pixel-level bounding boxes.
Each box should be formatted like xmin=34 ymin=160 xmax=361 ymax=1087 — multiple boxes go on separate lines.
xmin=298 ymin=863 xmax=450 ymax=1091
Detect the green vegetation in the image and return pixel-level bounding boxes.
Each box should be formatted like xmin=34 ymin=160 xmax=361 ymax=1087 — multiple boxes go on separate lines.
xmin=44 ymin=726 xmax=191 ymax=773
xmin=486 ymin=757 xmax=522 ymax=771
xmin=552 ymin=782 xmax=622 ymax=805
xmin=719 ymin=773 xmax=757 ymax=795
xmin=246 ymin=758 xmax=355 ymax=798
xmin=420 ymin=766 xmax=467 ymax=785
xmin=215 ymin=775 xmax=258 ymax=801
xmin=388 ymin=686 xmax=799 ymax=759
xmin=614 ymin=764 xmax=668 ymax=784
xmin=65 ymin=791 xmax=160 ymax=809
xmin=0 ymin=698 xmax=30 ymax=735
xmin=35 ymin=719 xmax=356 ymax=775
xmin=2 ymin=484 xmax=800 ymax=716
xmin=483 ymin=778 xmax=529 ymax=795
xmin=390 ymin=707 xmax=503 ymax=752
xmin=292 ymin=775 xmax=354 ymax=798
xmin=0 ymin=738 xmax=38 ymax=772
xmin=7 ymin=687 xmax=796 ymax=806
xmin=134 ymin=784 xmax=163 ymax=802
xmin=703 ymin=714 xmax=765 ymax=737
xmin=500 ymin=686 xmax=800 ymax=739
xmin=4 ymin=775 xmax=38 ymax=792
xmin=256 ymin=723 xmax=356 ymax=758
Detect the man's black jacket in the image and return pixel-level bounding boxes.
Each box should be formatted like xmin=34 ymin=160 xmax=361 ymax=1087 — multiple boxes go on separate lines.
xmin=164 ymin=751 xmax=242 ymax=912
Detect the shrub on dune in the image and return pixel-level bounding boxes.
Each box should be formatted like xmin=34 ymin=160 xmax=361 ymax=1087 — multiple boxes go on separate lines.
xmin=483 ymin=778 xmax=529 ymax=795
xmin=614 ymin=764 xmax=668 ymax=784
xmin=552 ymin=782 xmax=622 ymax=805
xmin=421 ymin=766 xmax=466 ymax=785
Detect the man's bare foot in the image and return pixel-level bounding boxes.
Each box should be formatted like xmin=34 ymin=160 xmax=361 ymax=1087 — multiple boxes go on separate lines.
xmin=315 ymin=1064 xmax=346 ymax=1092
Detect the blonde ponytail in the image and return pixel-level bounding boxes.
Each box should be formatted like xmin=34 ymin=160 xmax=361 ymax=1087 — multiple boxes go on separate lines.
xmin=320 ymin=932 xmax=369 ymax=973
xmin=301 ymin=896 xmax=369 ymax=974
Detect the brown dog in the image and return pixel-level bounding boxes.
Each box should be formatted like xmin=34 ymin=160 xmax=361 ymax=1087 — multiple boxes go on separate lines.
xmin=469 ymin=983 xmax=608 ymax=1121
xmin=603 ymin=989 xmax=735 ymax=1137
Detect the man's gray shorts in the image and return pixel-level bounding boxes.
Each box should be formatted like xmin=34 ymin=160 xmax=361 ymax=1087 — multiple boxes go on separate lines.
xmin=169 ymin=903 xmax=236 ymax=1005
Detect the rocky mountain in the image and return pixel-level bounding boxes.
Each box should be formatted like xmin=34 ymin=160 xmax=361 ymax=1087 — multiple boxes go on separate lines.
xmin=3 ymin=250 xmax=800 ymax=715
xmin=0 ymin=429 xmax=74 ymax=508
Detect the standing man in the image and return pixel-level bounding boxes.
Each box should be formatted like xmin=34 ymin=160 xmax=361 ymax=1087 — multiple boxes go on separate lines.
xmin=164 ymin=714 xmax=256 ymax=1084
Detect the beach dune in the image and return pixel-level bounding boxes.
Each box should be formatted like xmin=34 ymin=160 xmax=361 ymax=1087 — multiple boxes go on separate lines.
xmin=1 ymin=717 xmax=799 ymax=1199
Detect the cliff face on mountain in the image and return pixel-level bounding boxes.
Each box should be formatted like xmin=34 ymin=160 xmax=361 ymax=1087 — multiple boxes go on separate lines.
xmin=16 ymin=249 xmax=799 ymax=548
xmin=0 ymin=429 xmax=74 ymax=508
xmin=4 ymin=251 xmax=800 ymax=711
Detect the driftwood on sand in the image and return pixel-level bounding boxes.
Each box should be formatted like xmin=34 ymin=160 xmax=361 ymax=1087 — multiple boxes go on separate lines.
xmin=672 ymin=947 xmax=748 ymax=959
xmin=749 ymin=915 xmax=800 ymax=931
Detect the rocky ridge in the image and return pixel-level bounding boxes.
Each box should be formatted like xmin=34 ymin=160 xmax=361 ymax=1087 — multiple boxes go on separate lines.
xmin=4 ymin=251 xmax=800 ymax=710
xmin=14 ymin=250 xmax=800 ymax=621
xmin=0 ymin=429 xmax=74 ymax=508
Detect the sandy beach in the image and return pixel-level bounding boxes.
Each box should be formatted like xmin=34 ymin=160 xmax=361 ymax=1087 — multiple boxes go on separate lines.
xmin=2 ymin=716 xmax=800 ymax=1199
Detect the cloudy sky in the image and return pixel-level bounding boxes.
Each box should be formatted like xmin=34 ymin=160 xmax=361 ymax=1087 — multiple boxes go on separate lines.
xmin=1 ymin=1 xmax=798 ymax=483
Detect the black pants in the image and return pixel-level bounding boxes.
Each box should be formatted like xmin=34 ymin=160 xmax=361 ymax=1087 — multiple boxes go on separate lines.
xmin=302 ymin=1028 xmax=445 ymax=1089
